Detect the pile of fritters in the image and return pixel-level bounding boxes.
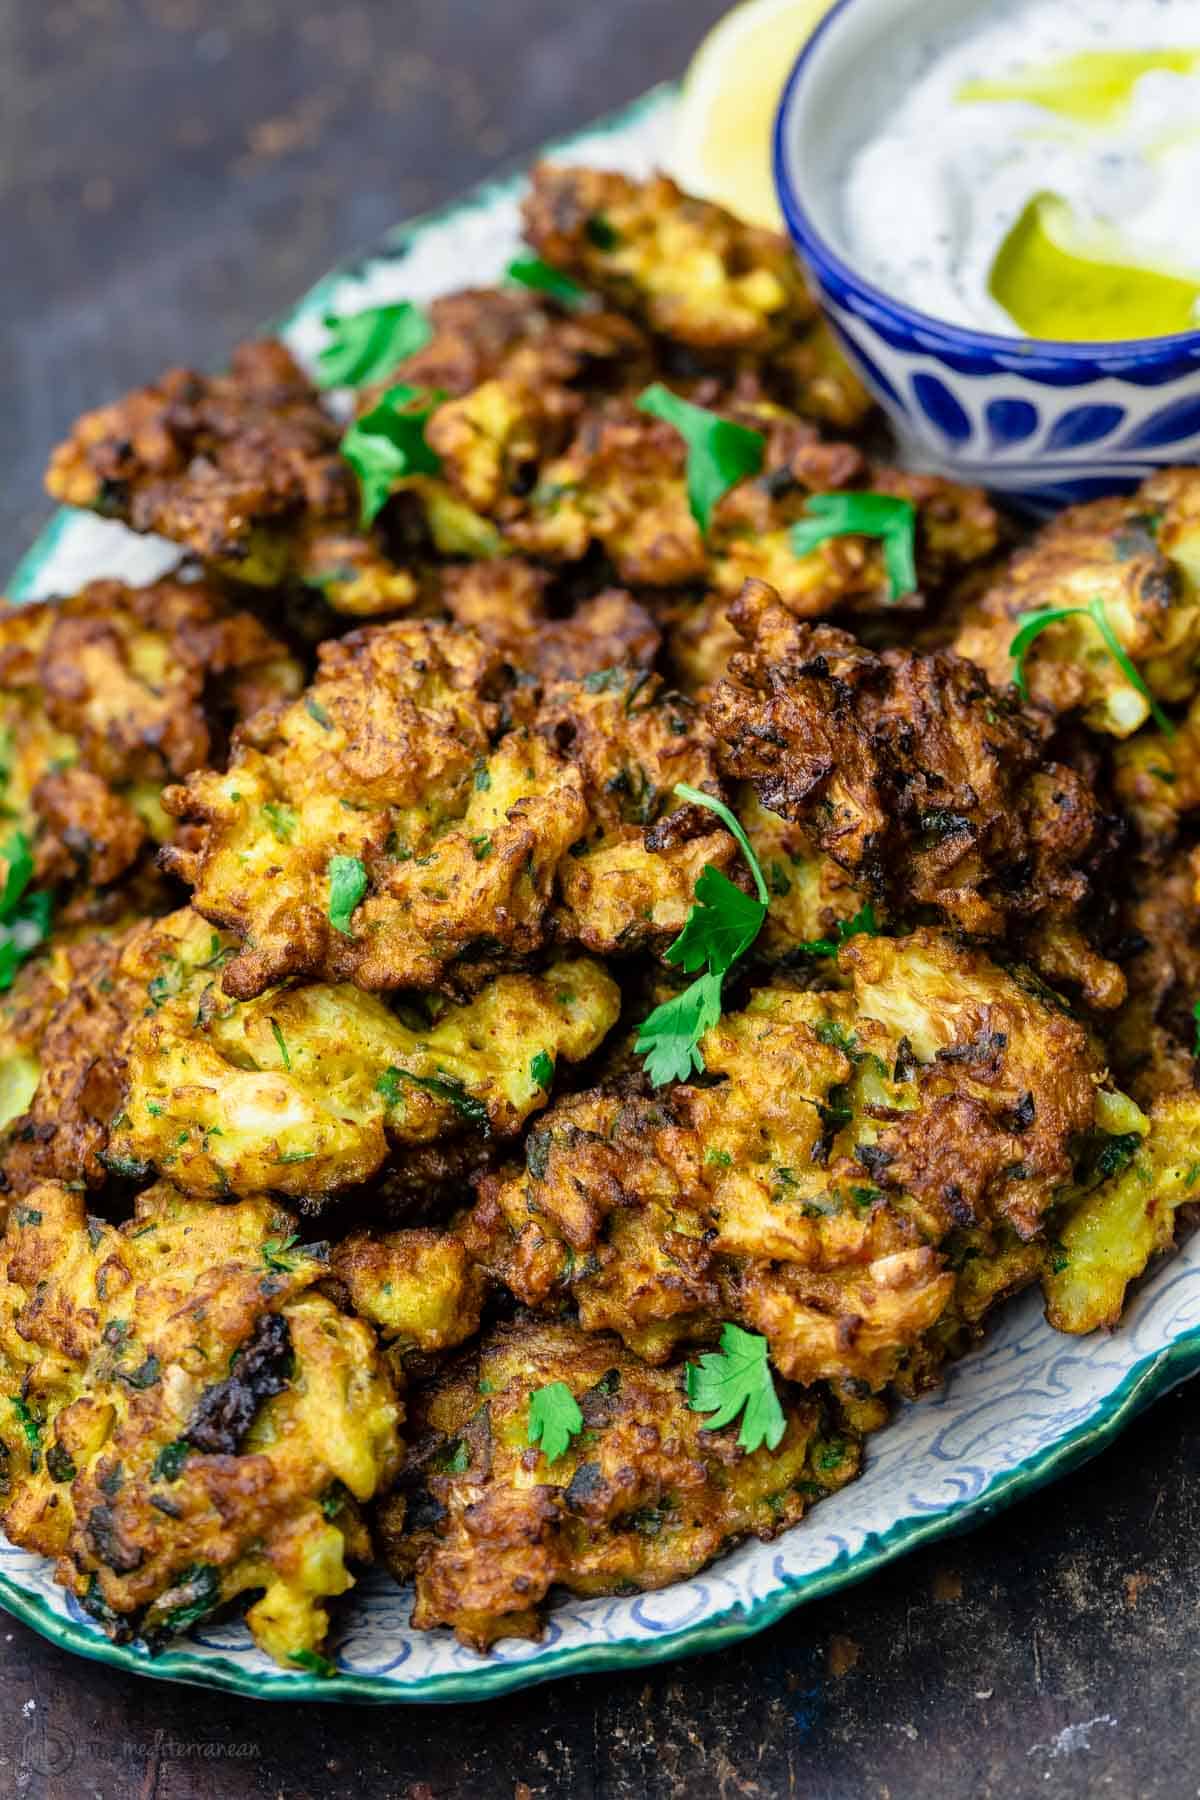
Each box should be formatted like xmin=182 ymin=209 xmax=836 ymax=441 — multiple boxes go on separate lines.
xmin=2 ymin=163 xmax=1198 ymax=1664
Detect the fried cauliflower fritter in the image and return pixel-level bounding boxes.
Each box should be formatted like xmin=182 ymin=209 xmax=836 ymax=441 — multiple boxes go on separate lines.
xmin=504 ymin=396 xmax=996 ymax=613
xmin=1112 ymin=690 xmax=1200 ymax=852
xmin=521 ymin=164 xmax=870 ymax=427
xmin=738 ymin=789 xmax=873 ymax=966
xmin=371 ymin=285 xmax=651 ymax=405
xmin=376 ymin=1317 xmax=861 ymax=1650
xmin=162 ymin=620 xmax=588 ymax=998
xmin=465 ymin=932 xmax=1133 ymax=1389
xmin=45 ymin=340 xmax=357 ymax=586
xmin=1107 ymin=845 xmax=1200 ymax=1106
xmin=1042 ymin=1091 xmax=1198 ymax=1333
xmin=109 ymin=907 xmax=618 ymax=1201
xmin=329 ymin=1227 xmax=485 ymax=1353
xmin=709 ymin=581 xmax=1120 ymax=1000
xmin=953 ymin=470 xmax=1200 ymax=737
xmin=0 ymin=1180 xmax=401 ymax=1666
xmin=439 ymin=562 xmax=660 ymax=679
xmin=0 ymin=577 xmax=302 ymax=894
xmin=0 ymin=927 xmax=143 ymax=1199
xmin=534 ymin=666 xmax=736 ymax=954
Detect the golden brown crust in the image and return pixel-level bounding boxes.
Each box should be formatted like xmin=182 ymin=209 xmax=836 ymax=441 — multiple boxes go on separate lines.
xmin=45 ymin=340 xmax=356 ymax=578
xmin=952 ymin=470 xmax=1200 ymax=737
xmin=438 ymin=562 xmax=660 ymax=679
xmin=463 ymin=933 xmax=1121 ymax=1390
xmin=709 ymin=581 xmax=1118 ymax=986
xmin=376 ymin=1316 xmax=862 ymax=1651
xmin=0 ymin=1180 xmax=401 ymax=1666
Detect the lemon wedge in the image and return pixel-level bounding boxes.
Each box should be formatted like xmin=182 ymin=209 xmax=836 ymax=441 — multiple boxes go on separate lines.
xmin=671 ymin=0 xmax=834 ymax=227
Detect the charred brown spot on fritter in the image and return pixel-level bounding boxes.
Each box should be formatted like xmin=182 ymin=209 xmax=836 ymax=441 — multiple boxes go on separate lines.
xmin=708 ymin=580 xmax=1119 ymax=995
xmin=45 ymin=340 xmax=355 ymax=576
xmin=438 ymin=562 xmax=660 ymax=680
xmin=186 ymin=1312 xmax=295 ymax=1455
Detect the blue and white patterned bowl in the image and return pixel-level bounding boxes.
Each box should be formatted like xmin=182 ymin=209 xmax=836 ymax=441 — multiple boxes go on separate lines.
xmin=773 ymin=0 xmax=1200 ymax=512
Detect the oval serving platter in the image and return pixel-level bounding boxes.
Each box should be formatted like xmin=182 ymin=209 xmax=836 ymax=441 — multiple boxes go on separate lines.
xmin=5 ymin=83 xmax=1200 ymax=1704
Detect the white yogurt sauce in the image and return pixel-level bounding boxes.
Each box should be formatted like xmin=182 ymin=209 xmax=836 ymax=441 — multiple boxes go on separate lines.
xmin=839 ymin=0 xmax=1200 ymax=335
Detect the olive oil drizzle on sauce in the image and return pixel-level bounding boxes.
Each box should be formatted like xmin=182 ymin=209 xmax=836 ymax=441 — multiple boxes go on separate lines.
xmin=961 ymin=49 xmax=1200 ymax=340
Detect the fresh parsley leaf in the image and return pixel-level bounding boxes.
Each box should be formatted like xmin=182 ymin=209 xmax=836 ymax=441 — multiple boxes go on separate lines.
xmin=795 ymin=901 xmax=880 ymax=959
xmin=9 ymin=1395 xmax=41 ymax=1451
xmin=327 ymin=854 xmax=367 ymax=935
xmin=505 ymin=256 xmax=587 ymax=307
xmin=262 ymin=1233 xmax=301 ymax=1272
xmin=153 ymin=1563 xmax=221 ymax=1635
xmin=673 ymin=783 xmax=769 ymax=910
xmin=685 ymin=1323 xmax=786 ymax=1453
xmin=527 ymin=1381 xmax=584 ymax=1464
xmin=0 ymin=831 xmax=34 ymax=917
xmin=1193 ymin=999 xmax=1200 ymax=1059
xmin=636 ymin=383 xmax=764 ymax=533
xmin=315 ymin=301 xmax=432 ymax=388
xmin=289 ymin=1648 xmax=339 ymax=1679
xmin=263 ymin=801 xmax=298 ymax=843
xmin=636 ymin=785 xmax=770 ymax=1087
xmin=151 ymin=1439 xmax=191 ymax=1482
xmin=376 ymin=1066 xmax=489 ymax=1132
xmin=666 ymin=865 xmax=766 ymax=978
xmin=1009 ymin=594 xmax=1174 ymax=735
xmin=340 ymin=383 xmax=444 ymax=526
xmin=636 ymin=969 xmax=725 ymax=1087
xmin=791 ymin=493 xmax=918 ymax=601
xmin=0 ymin=831 xmax=52 ymax=991
xmin=269 ymin=1017 xmax=292 ymax=1071
xmin=530 ymin=1050 xmax=555 ymax=1090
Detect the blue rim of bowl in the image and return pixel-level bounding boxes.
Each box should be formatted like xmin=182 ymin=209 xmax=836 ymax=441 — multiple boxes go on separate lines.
xmin=4 ymin=75 xmax=1200 ymax=1704
xmin=771 ymin=0 xmax=1200 ymax=367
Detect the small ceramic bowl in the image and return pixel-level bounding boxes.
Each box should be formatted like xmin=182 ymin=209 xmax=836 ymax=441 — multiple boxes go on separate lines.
xmin=773 ymin=0 xmax=1200 ymax=511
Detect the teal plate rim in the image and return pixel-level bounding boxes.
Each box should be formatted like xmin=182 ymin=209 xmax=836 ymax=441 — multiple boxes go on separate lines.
xmin=5 ymin=79 xmax=1200 ymax=1704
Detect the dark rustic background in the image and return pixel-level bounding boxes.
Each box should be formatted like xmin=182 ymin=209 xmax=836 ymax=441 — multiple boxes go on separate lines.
xmin=2 ymin=3 xmax=1198 ymax=1795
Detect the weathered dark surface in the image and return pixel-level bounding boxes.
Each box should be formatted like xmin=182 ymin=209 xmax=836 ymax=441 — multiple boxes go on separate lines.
xmin=2 ymin=4 xmax=1198 ymax=1796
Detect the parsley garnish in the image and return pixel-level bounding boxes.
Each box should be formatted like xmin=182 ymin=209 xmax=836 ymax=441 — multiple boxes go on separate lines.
xmin=327 ymin=854 xmax=367 ymax=935
xmin=505 ymin=256 xmax=587 ymax=307
xmin=9 ymin=1395 xmax=41 ymax=1452
xmin=636 ymin=384 xmax=764 ymax=533
xmin=0 ymin=830 xmax=52 ymax=991
xmin=791 ymin=493 xmax=918 ymax=602
xmin=262 ymin=1233 xmax=301 ymax=1272
xmin=530 ymin=1050 xmax=555 ymax=1090
xmin=527 ymin=1381 xmax=584 ymax=1464
xmin=795 ymin=901 xmax=880 ymax=959
xmin=685 ymin=1323 xmax=785 ymax=1454
xmin=636 ymin=785 xmax=769 ymax=1087
xmin=151 ymin=1439 xmax=191 ymax=1482
xmin=376 ymin=1066 xmax=489 ymax=1131
xmin=1009 ymin=594 xmax=1174 ymax=735
xmin=263 ymin=800 xmax=298 ymax=843
xmin=315 ymin=301 xmax=432 ymax=388
xmin=1193 ymin=999 xmax=1200 ymax=1059
xmin=340 ymin=383 xmax=445 ymax=526
xmin=269 ymin=1017 xmax=292 ymax=1071
xmin=289 ymin=1648 xmax=339 ymax=1679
